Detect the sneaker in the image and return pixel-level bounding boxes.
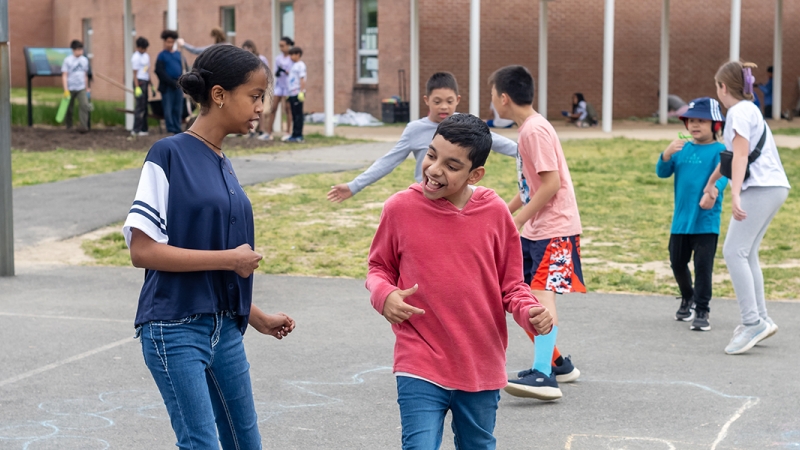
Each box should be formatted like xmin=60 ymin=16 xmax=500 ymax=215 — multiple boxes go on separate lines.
xmin=675 ymin=297 xmax=695 ymax=322
xmin=280 ymin=134 xmax=292 ymax=142
xmin=552 ymin=356 xmax=580 ymax=383
xmin=503 ymin=369 xmax=562 ymax=400
xmin=690 ymin=310 xmax=711 ymax=331
xmin=724 ymin=320 xmax=770 ymax=355
xmin=286 ymin=136 xmax=304 ymax=143
xmin=759 ymin=317 xmax=778 ymax=343
xmin=137 ymin=131 xmax=149 ymax=136
xmin=257 ymin=132 xmax=273 ymax=141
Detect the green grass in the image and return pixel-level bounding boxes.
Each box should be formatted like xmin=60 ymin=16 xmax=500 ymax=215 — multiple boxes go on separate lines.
xmin=12 ymin=87 xmax=127 ymax=127
xmin=81 ymin=137 xmax=800 ymax=299
xmin=772 ymin=127 xmax=800 ymax=136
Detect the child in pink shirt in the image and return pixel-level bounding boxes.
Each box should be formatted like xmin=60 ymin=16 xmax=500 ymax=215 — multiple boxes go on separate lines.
xmin=366 ymin=114 xmax=553 ymax=449
xmin=490 ymin=65 xmax=585 ymax=402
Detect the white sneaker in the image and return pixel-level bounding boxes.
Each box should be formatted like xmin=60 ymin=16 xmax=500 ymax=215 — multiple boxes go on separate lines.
xmin=137 ymin=131 xmax=149 ymax=136
xmin=281 ymin=134 xmax=291 ymax=142
xmin=257 ymin=132 xmax=273 ymax=141
xmin=724 ymin=320 xmax=770 ymax=355
xmin=759 ymin=317 xmax=778 ymax=343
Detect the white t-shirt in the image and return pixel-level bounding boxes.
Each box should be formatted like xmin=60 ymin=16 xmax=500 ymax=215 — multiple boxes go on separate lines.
xmin=288 ymin=60 xmax=307 ymax=96
xmin=723 ymin=100 xmax=790 ymax=191
xmin=131 ymin=51 xmax=150 ymax=81
xmin=61 ymin=54 xmax=89 ymax=91
xmin=490 ymin=103 xmax=514 ymax=127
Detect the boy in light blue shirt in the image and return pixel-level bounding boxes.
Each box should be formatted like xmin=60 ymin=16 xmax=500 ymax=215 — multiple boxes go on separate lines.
xmin=61 ymin=40 xmax=91 ymax=132
xmin=656 ymin=97 xmax=728 ymax=332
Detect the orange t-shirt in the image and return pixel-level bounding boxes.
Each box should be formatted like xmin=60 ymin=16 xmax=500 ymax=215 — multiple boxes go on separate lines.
xmin=516 ymin=113 xmax=582 ymax=241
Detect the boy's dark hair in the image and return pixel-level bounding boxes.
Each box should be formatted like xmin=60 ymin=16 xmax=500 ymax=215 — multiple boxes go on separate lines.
xmin=70 ymin=40 xmax=83 ymax=50
xmin=160 ymin=30 xmax=179 ymax=40
xmin=489 ymin=65 xmax=534 ymax=106
xmin=426 ymin=72 xmax=458 ymax=96
xmin=288 ymin=46 xmax=303 ymax=56
xmin=280 ymin=37 xmax=295 ymax=47
xmin=433 ymin=114 xmax=492 ymax=170
xmin=178 ymin=44 xmax=272 ymax=109
xmin=135 ymin=37 xmax=149 ymax=49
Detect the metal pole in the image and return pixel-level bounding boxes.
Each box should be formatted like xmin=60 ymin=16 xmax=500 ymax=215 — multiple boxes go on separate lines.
xmin=538 ymin=0 xmax=548 ymax=118
xmin=271 ymin=0 xmax=282 ymax=133
xmin=0 ymin=0 xmax=15 ymax=276
xmin=167 ymin=0 xmax=177 ymax=30
xmin=730 ymin=0 xmax=741 ymax=61
xmin=123 ymin=0 xmax=134 ymax=131
xmin=409 ymin=0 xmax=419 ymax=121
xmin=468 ymin=0 xmax=480 ymax=116
xmin=658 ymin=0 xmax=669 ymax=125
xmin=323 ymin=0 xmax=334 ymax=136
xmin=773 ymin=0 xmax=782 ymax=120
xmin=602 ymin=0 xmax=615 ymax=133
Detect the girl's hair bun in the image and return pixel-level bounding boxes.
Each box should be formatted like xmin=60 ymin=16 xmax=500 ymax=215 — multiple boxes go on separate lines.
xmin=178 ymin=70 xmax=208 ymax=104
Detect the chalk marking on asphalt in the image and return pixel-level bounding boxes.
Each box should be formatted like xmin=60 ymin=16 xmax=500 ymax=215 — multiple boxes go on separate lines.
xmin=0 ymin=337 xmax=134 ymax=388
xmin=0 ymin=312 xmax=128 ymax=324
xmin=565 ymin=378 xmax=759 ymax=450
xmin=710 ymin=396 xmax=760 ymax=450
xmin=564 ymin=434 xmax=676 ymax=450
xmin=279 ymin=366 xmax=392 ymax=409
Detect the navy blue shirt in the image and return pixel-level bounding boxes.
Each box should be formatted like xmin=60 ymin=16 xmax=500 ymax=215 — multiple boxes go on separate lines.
xmin=157 ymin=50 xmax=183 ymax=80
xmin=123 ymin=133 xmax=255 ymax=334
xmin=656 ymin=141 xmax=728 ymax=235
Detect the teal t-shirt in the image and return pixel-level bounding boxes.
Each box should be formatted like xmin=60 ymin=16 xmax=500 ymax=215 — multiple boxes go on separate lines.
xmin=656 ymin=141 xmax=728 ymax=234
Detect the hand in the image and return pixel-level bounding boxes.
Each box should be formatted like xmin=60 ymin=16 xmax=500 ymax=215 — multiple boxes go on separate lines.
xmin=176 ymin=38 xmax=185 ymax=47
xmin=327 ymin=184 xmax=354 ymax=203
xmin=382 ymin=284 xmax=425 ymax=324
xmin=86 ymin=87 xmax=91 ymax=94
xmin=528 ymin=305 xmax=553 ymax=335
xmin=63 ymin=90 xmax=70 ymax=98
xmin=731 ymin=194 xmax=747 ymax=221
xmin=513 ymin=215 xmax=525 ymax=231
xmin=698 ymin=193 xmax=715 ymax=210
xmin=230 ymin=243 xmax=263 ymax=277
xmin=297 ymin=91 xmax=305 ymax=102
xmin=662 ymin=139 xmax=685 ymax=161
xmin=134 ymin=86 xmax=143 ymax=97
xmin=253 ymin=312 xmax=296 ymax=339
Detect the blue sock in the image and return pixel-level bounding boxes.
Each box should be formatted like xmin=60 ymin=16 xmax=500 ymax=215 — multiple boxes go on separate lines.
xmin=532 ymin=325 xmax=558 ymax=376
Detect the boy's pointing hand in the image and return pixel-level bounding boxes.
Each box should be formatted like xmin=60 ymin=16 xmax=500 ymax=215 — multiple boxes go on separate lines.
xmin=383 ymin=284 xmax=425 ymax=324
xmin=528 ymin=305 xmax=553 ymax=335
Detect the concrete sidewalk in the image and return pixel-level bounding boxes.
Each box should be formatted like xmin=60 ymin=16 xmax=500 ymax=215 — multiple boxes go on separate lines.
xmin=1 ymin=266 xmax=798 ymax=449
xmin=12 ymin=142 xmax=393 ymax=249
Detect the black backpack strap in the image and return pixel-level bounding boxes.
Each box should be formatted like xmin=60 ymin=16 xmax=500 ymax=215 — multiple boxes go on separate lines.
xmin=748 ymin=122 xmax=767 ymax=163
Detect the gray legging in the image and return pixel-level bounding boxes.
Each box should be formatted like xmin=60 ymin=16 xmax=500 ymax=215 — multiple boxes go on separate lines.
xmin=723 ymin=186 xmax=789 ymax=325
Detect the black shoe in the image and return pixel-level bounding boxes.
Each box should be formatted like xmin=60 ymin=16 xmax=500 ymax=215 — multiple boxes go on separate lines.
xmin=690 ymin=310 xmax=711 ymax=331
xmin=503 ymin=369 xmax=562 ymax=400
xmin=552 ymin=355 xmax=580 ymax=383
xmin=675 ymin=297 xmax=695 ymax=321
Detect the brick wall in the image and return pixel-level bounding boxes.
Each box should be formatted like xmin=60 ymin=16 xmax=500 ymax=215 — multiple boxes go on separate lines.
xmin=9 ymin=0 xmax=800 ymax=119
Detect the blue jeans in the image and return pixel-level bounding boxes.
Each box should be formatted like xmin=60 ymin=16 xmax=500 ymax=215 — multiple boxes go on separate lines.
xmin=161 ymin=87 xmax=184 ymax=133
xmin=396 ymin=376 xmax=500 ymax=450
xmin=141 ymin=312 xmax=261 ymax=450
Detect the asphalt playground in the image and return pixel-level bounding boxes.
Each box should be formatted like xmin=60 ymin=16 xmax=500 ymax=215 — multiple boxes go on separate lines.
xmin=2 ymin=136 xmax=800 ymax=449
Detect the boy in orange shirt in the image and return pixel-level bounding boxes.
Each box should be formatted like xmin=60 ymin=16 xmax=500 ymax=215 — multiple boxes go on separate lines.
xmin=490 ymin=65 xmax=585 ymax=401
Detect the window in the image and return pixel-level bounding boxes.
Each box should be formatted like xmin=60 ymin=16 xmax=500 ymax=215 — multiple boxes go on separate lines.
xmin=357 ymin=0 xmax=378 ymax=83
xmin=82 ymin=19 xmax=93 ymax=60
xmin=221 ymin=7 xmax=236 ymax=44
xmin=279 ymin=2 xmax=294 ymax=41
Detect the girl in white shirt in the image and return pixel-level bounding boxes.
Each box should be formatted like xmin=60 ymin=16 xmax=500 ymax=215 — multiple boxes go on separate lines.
xmin=704 ymin=61 xmax=791 ymax=355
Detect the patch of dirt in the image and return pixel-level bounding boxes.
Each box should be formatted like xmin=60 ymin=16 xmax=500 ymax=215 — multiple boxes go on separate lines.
xmin=14 ymin=225 xmax=120 ymax=268
xmin=11 ymin=125 xmax=281 ymax=152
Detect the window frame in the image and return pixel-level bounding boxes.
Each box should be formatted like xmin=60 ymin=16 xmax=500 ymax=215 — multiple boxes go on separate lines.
xmin=82 ymin=18 xmax=93 ymax=60
xmin=220 ymin=6 xmax=236 ymax=45
xmin=356 ymin=0 xmax=378 ymax=84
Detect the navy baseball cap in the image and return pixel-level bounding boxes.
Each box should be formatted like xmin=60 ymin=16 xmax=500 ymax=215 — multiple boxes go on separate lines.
xmin=679 ymin=97 xmax=725 ymax=123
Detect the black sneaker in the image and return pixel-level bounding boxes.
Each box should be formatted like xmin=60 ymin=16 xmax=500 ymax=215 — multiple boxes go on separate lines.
xmin=675 ymin=297 xmax=695 ymax=322
xmin=503 ymin=369 xmax=562 ymax=400
xmin=690 ymin=310 xmax=711 ymax=331
xmin=552 ymin=355 xmax=580 ymax=383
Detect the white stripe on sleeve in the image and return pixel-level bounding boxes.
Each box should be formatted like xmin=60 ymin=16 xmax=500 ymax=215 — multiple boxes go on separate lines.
xmin=123 ymin=161 xmax=170 ymax=247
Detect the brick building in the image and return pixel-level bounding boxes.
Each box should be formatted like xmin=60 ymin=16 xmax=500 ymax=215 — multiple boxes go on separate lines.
xmin=8 ymin=0 xmax=800 ymax=119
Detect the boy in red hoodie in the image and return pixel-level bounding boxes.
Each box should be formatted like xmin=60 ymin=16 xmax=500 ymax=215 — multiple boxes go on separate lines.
xmin=366 ymin=114 xmax=553 ymax=449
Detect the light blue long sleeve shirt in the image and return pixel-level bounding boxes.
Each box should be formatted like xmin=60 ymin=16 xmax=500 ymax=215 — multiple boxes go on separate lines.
xmin=347 ymin=117 xmax=518 ymax=195
xmin=656 ymin=141 xmax=728 ymax=234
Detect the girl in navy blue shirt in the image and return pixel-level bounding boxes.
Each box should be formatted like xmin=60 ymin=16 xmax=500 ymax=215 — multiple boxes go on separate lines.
xmin=124 ymin=44 xmax=295 ymax=450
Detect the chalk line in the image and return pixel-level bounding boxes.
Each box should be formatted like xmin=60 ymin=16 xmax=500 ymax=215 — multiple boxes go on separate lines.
xmin=0 ymin=312 xmax=129 ymax=324
xmin=0 ymin=337 xmax=134 ymax=388
xmin=710 ymin=396 xmax=760 ymax=450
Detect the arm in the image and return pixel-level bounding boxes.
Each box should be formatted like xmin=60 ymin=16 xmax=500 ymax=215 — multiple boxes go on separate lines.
xmin=656 ymin=139 xmax=685 ymax=177
xmin=181 ymin=42 xmax=208 ymax=55
xmin=489 ymin=132 xmax=518 ymax=157
xmin=61 ymin=72 xmax=69 ymax=93
xmin=248 ymin=304 xmax=296 ymax=339
xmin=154 ymin=58 xmax=178 ymax=89
xmin=728 ymin=133 xmax=750 ymax=220
xmin=85 ymin=72 xmax=90 ymax=93
xmin=507 ymin=192 xmax=523 ymax=214
xmin=129 ymin=228 xmax=262 ymax=277
xmin=512 ymin=170 xmax=560 ymax=230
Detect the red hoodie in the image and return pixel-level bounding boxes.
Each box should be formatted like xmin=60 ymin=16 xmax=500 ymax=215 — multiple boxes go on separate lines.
xmin=366 ymin=184 xmax=542 ymax=392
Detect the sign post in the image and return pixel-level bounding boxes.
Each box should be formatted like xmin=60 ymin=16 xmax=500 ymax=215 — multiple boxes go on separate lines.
xmin=1 ymin=0 xmax=14 ymax=276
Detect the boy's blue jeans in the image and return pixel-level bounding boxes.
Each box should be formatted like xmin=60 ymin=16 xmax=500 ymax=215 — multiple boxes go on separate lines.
xmin=140 ymin=312 xmax=261 ymax=450
xmin=396 ymin=376 xmax=500 ymax=450
xmin=161 ymin=87 xmax=184 ymax=134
